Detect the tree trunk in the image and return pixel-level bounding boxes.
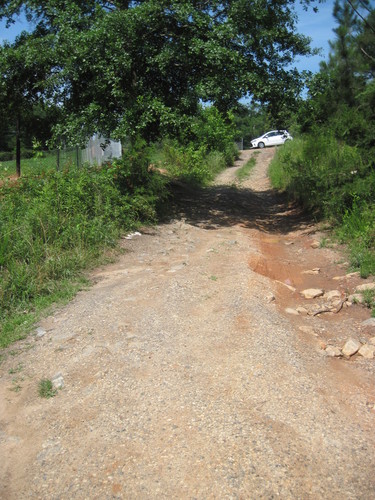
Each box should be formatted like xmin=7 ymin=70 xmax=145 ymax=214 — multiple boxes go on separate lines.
xmin=16 ymin=114 xmax=21 ymax=178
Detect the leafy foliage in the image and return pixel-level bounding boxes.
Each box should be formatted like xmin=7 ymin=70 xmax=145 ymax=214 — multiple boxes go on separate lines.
xmin=1 ymin=0 xmax=316 ymax=145
xmin=153 ymin=105 xmax=238 ymax=185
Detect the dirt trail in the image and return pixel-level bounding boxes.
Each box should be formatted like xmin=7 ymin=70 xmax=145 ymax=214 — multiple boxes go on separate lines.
xmin=1 ymin=149 xmax=375 ymax=499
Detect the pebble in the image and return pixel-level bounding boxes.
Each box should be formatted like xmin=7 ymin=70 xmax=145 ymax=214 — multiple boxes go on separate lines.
xmin=285 ymin=308 xmax=299 ymax=316
xmin=342 ymin=338 xmax=361 ymax=357
xmin=301 ymin=288 xmax=324 ymax=299
xmin=36 ymin=327 xmax=46 ymax=339
xmin=310 ymin=240 xmax=320 ymax=249
xmin=265 ymin=293 xmax=275 ymax=303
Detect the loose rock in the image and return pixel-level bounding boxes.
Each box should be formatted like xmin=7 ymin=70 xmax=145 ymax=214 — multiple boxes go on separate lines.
xmin=355 ymin=283 xmax=375 ymax=292
xmin=362 ymin=318 xmax=375 ymax=328
xmin=324 ymin=290 xmax=342 ymax=301
xmin=369 ymin=337 xmax=375 ymax=346
xmin=348 ymin=293 xmax=364 ymax=304
xmin=325 ymin=346 xmax=342 ymax=357
xmin=358 ymin=344 xmax=375 ymax=359
xmin=302 ymin=268 xmax=320 ymax=275
xmin=342 ymin=338 xmax=361 ymax=357
xmin=301 ymin=288 xmax=324 ymax=299
xmin=310 ymin=240 xmax=320 ymax=249
xmin=52 ymin=373 xmax=64 ymax=390
xmin=265 ymin=293 xmax=275 ymax=303
xmin=299 ymin=326 xmax=317 ymax=335
xmin=36 ymin=327 xmax=46 ymax=339
xmin=296 ymin=307 xmax=309 ymax=316
xmin=346 ymin=272 xmax=361 ymax=278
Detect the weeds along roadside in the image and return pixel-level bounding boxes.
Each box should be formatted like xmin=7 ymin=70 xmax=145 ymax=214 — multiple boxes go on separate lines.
xmin=269 ymin=134 xmax=375 ymax=293
xmin=0 ymin=144 xmax=169 ymax=349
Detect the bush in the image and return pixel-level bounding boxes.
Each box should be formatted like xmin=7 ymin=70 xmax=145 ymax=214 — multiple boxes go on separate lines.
xmin=160 ymin=139 xmax=233 ymax=186
xmin=161 ymin=141 xmax=210 ymax=185
xmin=191 ymin=106 xmax=236 ymax=156
xmin=269 ymin=131 xmax=371 ymax=220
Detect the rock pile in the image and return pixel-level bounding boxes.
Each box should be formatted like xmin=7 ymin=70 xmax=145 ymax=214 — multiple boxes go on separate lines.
xmin=325 ymin=337 xmax=375 ymax=359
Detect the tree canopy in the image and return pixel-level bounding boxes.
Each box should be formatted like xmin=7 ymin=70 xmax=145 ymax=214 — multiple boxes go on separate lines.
xmin=0 ymin=0 xmax=317 ymax=145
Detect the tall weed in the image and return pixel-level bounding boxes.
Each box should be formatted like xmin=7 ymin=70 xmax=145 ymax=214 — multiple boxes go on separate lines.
xmin=336 ymin=200 xmax=375 ymax=278
xmin=0 ymin=153 xmax=167 ymax=347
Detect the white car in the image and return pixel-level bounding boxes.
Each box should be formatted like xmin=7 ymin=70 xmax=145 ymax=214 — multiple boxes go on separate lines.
xmin=251 ymin=130 xmax=292 ymax=149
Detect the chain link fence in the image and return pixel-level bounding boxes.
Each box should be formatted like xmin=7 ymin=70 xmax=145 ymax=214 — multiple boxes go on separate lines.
xmin=0 ymin=135 xmax=122 ymax=176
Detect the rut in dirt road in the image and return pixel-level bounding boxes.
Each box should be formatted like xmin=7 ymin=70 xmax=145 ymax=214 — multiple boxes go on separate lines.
xmin=1 ymin=149 xmax=375 ymax=499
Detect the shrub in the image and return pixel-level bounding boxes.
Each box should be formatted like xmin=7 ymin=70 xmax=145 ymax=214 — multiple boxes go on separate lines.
xmin=269 ymin=131 xmax=371 ymax=220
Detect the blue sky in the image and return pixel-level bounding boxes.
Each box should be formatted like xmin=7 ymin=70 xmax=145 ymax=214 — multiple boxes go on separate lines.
xmin=294 ymin=0 xmax=335 ymax=73
xmin=0 ymin=1 xmax=336 ymax=73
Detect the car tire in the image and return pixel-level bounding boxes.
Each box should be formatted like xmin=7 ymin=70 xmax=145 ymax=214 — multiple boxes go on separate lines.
xmin=258 ymin=142 xmax=265 ymax=149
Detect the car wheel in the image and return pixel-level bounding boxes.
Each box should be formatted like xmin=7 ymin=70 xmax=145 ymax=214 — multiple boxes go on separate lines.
xmin=258 ymin=142 xmax=265 ymax=149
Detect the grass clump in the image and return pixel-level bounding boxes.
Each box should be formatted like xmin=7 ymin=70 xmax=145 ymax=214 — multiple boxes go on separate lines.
xmin=38 ymin=378 xmax=57 ymax=398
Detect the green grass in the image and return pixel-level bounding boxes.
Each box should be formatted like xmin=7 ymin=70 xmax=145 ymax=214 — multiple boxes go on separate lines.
xmin=38 ymin=378 xmax=57 ymax=398
xmin=0 ymin=150 xmax=79 ymax=177
xmin=0 ymin=276 xmax=90 ymax=348
xmin=236 ymin=157 xmax=256 ymax=182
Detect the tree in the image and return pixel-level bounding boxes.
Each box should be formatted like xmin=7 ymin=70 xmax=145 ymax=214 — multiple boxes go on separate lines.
xmin=1 ymin=1 xmax=317 ymax=146
xmin=356 ymin=8 xmax=375 ymax=78
xmin=0 ymin=31 xmax=53 ymax=175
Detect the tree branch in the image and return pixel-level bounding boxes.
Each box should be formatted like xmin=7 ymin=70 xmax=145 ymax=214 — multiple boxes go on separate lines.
xmin=345 ymin=0 xmax=375 ymax=35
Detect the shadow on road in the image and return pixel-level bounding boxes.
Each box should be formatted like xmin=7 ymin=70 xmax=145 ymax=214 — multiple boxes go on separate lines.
xmin=164 ymin=181 xmax=312 ymax=235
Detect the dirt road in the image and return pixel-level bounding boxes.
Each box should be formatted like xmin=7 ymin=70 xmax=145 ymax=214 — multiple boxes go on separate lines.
xmin=1 ymin=149 xmax=375 ymax=498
